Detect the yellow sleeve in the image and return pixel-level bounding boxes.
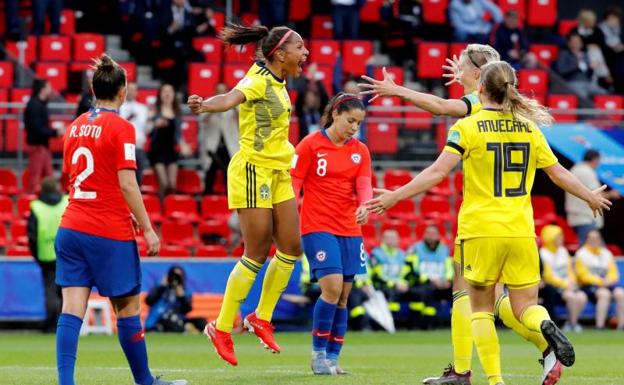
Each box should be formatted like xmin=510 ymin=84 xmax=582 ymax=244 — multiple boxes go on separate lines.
xmin=461 ymin=92 xmax=481 ymax=116
xmin=443 ymin=120 xmax=470 ymax=159
xmin=234 ymin=74 xmax=265 ymax=102
xmin=542 ymin=262 xmax=568 ymax=289
xmin=535 ymin=128 xmax=558 ymax=169
xmin=606 ymin=258 xmax=620 ymax=283
xmin=575 ymin=258 xmax=604 ymax=286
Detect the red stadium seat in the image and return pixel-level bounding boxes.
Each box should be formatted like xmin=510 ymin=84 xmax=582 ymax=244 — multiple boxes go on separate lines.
xmin=547 ymin=94 xmax=578 ymax=122
xmin=428 ymin=176 xmax=452 ymax=196
xmin=11 ymin=220 xmax=28 ymax=245
xmin=417 ymin=42 xmax=448 ymax=79
xmin=210 ymin=12 xmax=225 ymax=33
xmin=367 ymin=123 xmax=398 ymax=154
xmin=118 ymin=62 xmax=137 ymax=82
xmin=39 ymin=35 xmax=70 ymax=62
xmin=72 ymin=34 xmax=105 ymax=61
xmin=201 ymin=195 xmax=230 ymax=220
xmin=448 ymin=82 xmax=464 ymax=99
xmin=594 ymin=95 xmax=623 ymax=121
xmin=188 ymin=63 xmax=220 ymax=97
xmin=453 ymin=171 xmax=463 ymax=195
xmin=555 ymin=217 xmax=579 ymax=251
xmin=372 ymin=66 xmax=404 ymax=88
xmin=529 ymin=44 xmax=558 ymax=67
xmin=420 ymin=195 xmax=452 ymax=221
xmin=311 ymin=16 xmax=334 ymax=39
xmin=0 ymin=62 xmax=14 ymax=88
xmin=423 ymin=0 xmax=449 ymax=24
xmin=192 ymin=37 xmax=223 ymax=63
xmin=384 ymin=169 xmax=412 ymax=190
xmin=449 ymin=43 xmax=467 ymax=60
xmin=176 ymin=169 xmax=202 ymax=195
xmin=35 ymin=63 xmax=68 ymax=91
xmin=0 ymin=89 xmax=7 ymax=115
xmin=199 ymin=220 xmax=230 ymax=245
xmin=527 ymin=0 xmax=557 ymax=27
xmin=158 ymin=244 xmax=190 ymax=257
xmin=0 ymin=169 xmax=19 ymax=196
xmin=6 ymin=37 xmax=37 ymax=65
xmin=497 ymin=0 xmax=526 ymax=23
xmin=342 ymin=40 xmax=373 ymax=75
xmin=311 ymin=64 xmax=333 ymax=94
xmin=6 ymin=245 xmax=31 ymax=257
xmin=517 ymin=69 xmax=548 ymax=95
xmin=607 ymin=244 xmax=623 ymax=257
xmin=161 ymin=221 xmax=198 ymax=248
xmin=405 ymin=110 xmax=433 ymax=130
xmin=289 ymin=0 xmax=310 ymax=21
xmin=360 ymin=0 xmax=383 ymax=22
xmin=137 ymin=89 xmax=158 ymax=105
xmin=0 ymin=196 xmax=14 ymax=222
xmin=10 ymin=88 xmax=31 ymax=111
xmin=45 ymin=9 xmax=76 ymax=35
xmin=180 ymin=119 xmax=198 ymax=154
xmin=142 ymin=195 xmax=163 ymax=224
xmin=531 ymin=195 xmax=557 ymax=223
xmin=0 ymin=224 xmax=7 ymax=248
xmin=4 ymin=119 xmax=26 ymax=152
xmin=361 ymin=223 xmax=377 ymax=239
xmin=225 ymin=44 xmax=255 ymax=63
xmin=370 ymin=96 xmax=402 ymax=118
xmin=163 ymin=195 xmax=200 ymax=223
xmin=223 ymin=63 xmax=248 ymax=89
xmin=454 ymin=196 xmax=463 ymax=215
xmin=387 ymin=199 xmax=417 ymax=221
xmin=196 ymin=244 xmax=228 ymax=258
xmin=232 ymin=244 xmax=245 ymax=257
xmin=241 ymin=13 xmax=260 ymax=27
xmin=141 ymin=169 xmax=159 ymax=194
xmin=17 ymin=194 xmax=36 ymax=218
xmin=558 ymin=19 xmax=578 ymax=37
xmin=310 ymin=40 xmax=340 ymax=66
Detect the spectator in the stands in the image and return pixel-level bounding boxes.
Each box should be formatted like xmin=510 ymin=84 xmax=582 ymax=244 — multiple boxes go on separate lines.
xmin=554 ymin=33 xmax=608 ymax=100
xmin=380 ymin=0 xmax=423 ymax=65
xmin=296 ymin=89 xmax=323 ymax=140
xmin=25 ymin=79 xmax=60 ymax=194
xmin=148 ymin=83 xmax=189 ymax=197
xmin=599 ymin=7 xmax=624 ymax=93
xmin=491 ymin=10 xmax=529 ymax=68
xmin=331 ymin=0 xmax=364 ymax=40
xmin=5 ymin=0 xmax=22 ymax=40
xmin=571 ymin=9 xmax=614 ymax=91
xmin=199 ymin=83 xmax=239 ymax=195
xmin=32 ymin=0 xmax=62 ymax=35
xmin=194 ymin=5 xmax=218 ymax=36
xmin=575 ymin=230 xmax=624 ymax=330
xmin=27 ymin=177 xmax=68 ymax=333
xmin=449 ymin=0 xmax=503 ymax=43
xmin=565 ymin=150 xmax=620 ymax=245
xmin=120 ymin=82 xmax=151 ymax=185
xmin=75 ymin=70 xmax=95 ymax=117
xmin=342 ymin=80 xmax=360 ymax=95
xmin=292 ymin=63 xmax=330 ymax=141
xmin=539 ymin=225 xmax=587 ymax=333
xmin=259 ymin=0 xmax=288 ymax=29
xmin=159 ymin=0 xmax=200 ymax=87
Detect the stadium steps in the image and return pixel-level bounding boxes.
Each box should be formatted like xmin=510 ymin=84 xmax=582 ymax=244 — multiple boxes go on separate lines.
xmin=104 ymin=34 xmax=160 ymax=88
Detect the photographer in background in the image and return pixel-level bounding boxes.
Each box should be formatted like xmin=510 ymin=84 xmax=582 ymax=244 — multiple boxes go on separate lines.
xmin=145 ymin=266 xmax=203 ymax=333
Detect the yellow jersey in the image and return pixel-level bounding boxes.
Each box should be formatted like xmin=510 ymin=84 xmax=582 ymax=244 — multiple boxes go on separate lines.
xmin=234 ymin=62 xmax=294 ymax=170
xmin=461 ymin=90 xmax=482 ymax=116
xmin=444 ymin=109 xmax=558 ymax=239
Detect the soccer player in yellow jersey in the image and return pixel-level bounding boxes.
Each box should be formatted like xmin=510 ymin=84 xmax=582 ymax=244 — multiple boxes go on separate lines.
xmin=361 ymin=45 xmax=549 ymax=384
xmin=187 ymin=24 xmax=308 ymax=366
xmin=367 ymin=61 xmax=612 ymax=385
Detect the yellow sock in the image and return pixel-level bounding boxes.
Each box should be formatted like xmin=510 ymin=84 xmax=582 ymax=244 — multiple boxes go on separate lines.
xmin=520 ymin=305 xmax=551 ymax=334
xmin=496 ymin=295 xmax=548 ymax=353
xmin=256 ymin=250 xmax=299 ymax=322
xmin=215 ymin=256 xmax=262 ymax=332
xmin=451 ymin=291 xmax=473 ymax=373
xmin=471 ymin=312 xmax=503 ymax=385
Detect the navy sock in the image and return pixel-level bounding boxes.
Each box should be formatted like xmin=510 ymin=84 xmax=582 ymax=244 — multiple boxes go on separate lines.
xmin=56 ymin=313 xmax=83 ymax=385
xmin=117 ymin=315 xmax=154 ymax=385
xmin=327 ymin=307 xmax=348 ymax=361
xmin=312 ymin=297 xmax=337 ymax=353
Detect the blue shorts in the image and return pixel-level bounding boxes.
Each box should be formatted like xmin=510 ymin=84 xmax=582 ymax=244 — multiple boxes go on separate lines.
xmin=302 ymin=232 xmax=367 ymax=282
xmin=55 ymin=228 xmax=141 ymax=298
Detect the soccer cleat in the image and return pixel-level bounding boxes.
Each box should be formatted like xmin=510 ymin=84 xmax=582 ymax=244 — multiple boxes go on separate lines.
xmin=243 ymin=313 xmax=281 ymax=353
xmin=327 ymin=358 xmax=349 ymax=375
xmin=540 ymin=320 xmax=575 ymax=367
xmin=422 ymin=364 xmax=472 ymax=385
xmin=204 ymin=321 xmax=238 ymax=366
xmin=540 ymin=350 xmax=563 ymax=385
xmin=145 ymin=376 xmax=188 ymax=385
xmin=311 ymin=352 xmax=337 ymax=375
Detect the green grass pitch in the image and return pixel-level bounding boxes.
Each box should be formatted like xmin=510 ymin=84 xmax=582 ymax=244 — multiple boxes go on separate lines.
xmin=1 ymin=330 xmax=623 ymax=385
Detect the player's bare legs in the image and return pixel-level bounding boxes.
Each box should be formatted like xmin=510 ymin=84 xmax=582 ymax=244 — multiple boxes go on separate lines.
xmin=153 ymin=163 xmax=169 ymax=197
xmin=61 ymin=287 xmax=91 ymax=318
xmin=166 ymin=163 xmax=178 ymax=195
xmin=245 ymin=199 xmax=303 ymax=353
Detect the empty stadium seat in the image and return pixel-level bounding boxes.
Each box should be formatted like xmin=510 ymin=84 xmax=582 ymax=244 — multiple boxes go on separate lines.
xmin=72 ymin=34 xmax=105 ymax=61
xmin=360 ymin=0 xmax=383 ymax=22
xmin=423 ymin=0 xmax=449 ymax=24
xmin=558 ymin=19 xmax=578 ymax=37
xmin=370 ymin=96 xmax=402 ymax=118
xmin=607 ymin=244 xmax=622 ymax=257
xmin=529 ymin=44 xmax=558 ymax=67
xmin=198 ymin=220 xmax=230 ymax=245
xmin=158 ymin=244 xmax=190 ymax=257
xmin=225 ymin=44 xmax=255 ymax=63
xmin=555 ymin=217 xmax=579 ymax=251
xmin=180 ymin=119 xmax=198 ymax=154
xmin=527 ymin=0 xmax=557 ymax=27
xmin=384 ymin=169 xmax=412 ymax=190
xmin=517 ymin=69 xmax=548 ymax=95
xmin=6 ymin=245 xmax=31 ymax=257
xmin=372 ymin=66 xmax=404 ymax=88
xmin=0 ymin=196 xmax=14 ymax=222
xmin=548 ymin=94 xmax=578 ymax=122
xmin=0 ymin=62 xmax=14 ymax=88
xmin=531 ymin=195 xmax=557 ymax=223
xmin=497 ymin=0 xmax=526 ymax=23
xmin=310 ymin=40 xmax=340 ymax=66
xmin=311 ymin=16 xmax=334 ymax=39
xmin=6 ymin=37 xmax=37 ymax=65
xmin=177 ymin=169 xmax=202 ymax=195
xmin=311 ymin=64 xmax=334 ymax=95
xmin=417 ymin=42 xmax=448 ymax=79
xmin=35 ymin=63 xmax=68 ymax=91
xmin=289 ymin=0 xmax=310 ymax=21
xmin=453 ymin=171 xmax=463 ymax=195
xmin=0 ymin=89 xmax=7 ymax=115
xmin=0 ymin=169 xmax=19 ymax=195
xmin=223 ymin=63 xmax=248 ymax=89
xmin=192 ymin=37 xmax=223 ymax=63
xmin=342 ymin=40 xmax=373 ymax=75
xmin=137 ymin=89 xmax=158 ymax=105
xmin=119 ymin=62 xmax=137 ymax=82
xmin=201 ymin=195 xmax=230 ymax=220
xmin=428 ymin=176 xmax=451 ymax=196
xmin=361 ymin=223 xmax=377 ymax=239
xmin=0 ymin=224 xmax=7 ymax=248
xmin=10 ymin=221 xmax=28 ymax=245
xmin=141 ymin=169 xmax=159 ymax=194
xmin=161 ymin=221 xmax=198 ymax=248
xmin=387 ymin=199 xmax=417 ymax=221
xmin=143 ymin=195 xmax=163 ymax=224
xmin=420 ymin=195 xmax=452 ymax=221
xmin=16 ymin=194 xmax=36 ymax=219
xmin=367 ymin=123 xmax=398 ymax=154
xmin=188 ymin=63 xmax=220 ymax=97
xmin=195 ymin=244 xmax=228 ymax=258
xmin=594 ymin=95 xmax=623 ymax=121
xmin=447 ymin=82 xmax=464 ymax=99
xmin=163 ymin=195 xmax=200 ymax=223
xmin=231 ymin=244 xmax=244 ymax=257
xmin=39 ymin=35 xmax=71 ymax=62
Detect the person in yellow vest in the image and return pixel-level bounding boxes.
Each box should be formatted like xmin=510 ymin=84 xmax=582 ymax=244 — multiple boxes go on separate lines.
xmin=27 ymin=176 xmax=68 ymax=333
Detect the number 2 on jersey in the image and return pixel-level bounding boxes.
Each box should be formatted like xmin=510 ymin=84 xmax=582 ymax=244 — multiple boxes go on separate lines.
xmin=486 ymin=142 xmax=529 ymax=197
xmin=71 ymin=147 xmax=97 ymax=199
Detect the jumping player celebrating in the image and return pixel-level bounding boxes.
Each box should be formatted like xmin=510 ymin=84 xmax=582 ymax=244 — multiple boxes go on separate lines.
xmin=55 ymin=54 xmax=186 ymax=385
xmin=187 ymin=24 xmax=308 ymax=366
xmin=367 ymin=60 xmax=612 ymax=385
xmin=291 ymin=93 xmax=372 ymax=375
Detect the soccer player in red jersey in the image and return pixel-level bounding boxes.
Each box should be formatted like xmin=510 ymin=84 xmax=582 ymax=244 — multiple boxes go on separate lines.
xmin=291 ymin=93 xmax=372 ymax=374
xmin=54 ymin=54 xmax=186 ymax=385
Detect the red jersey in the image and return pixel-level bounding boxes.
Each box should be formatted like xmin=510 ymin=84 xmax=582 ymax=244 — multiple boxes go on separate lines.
xmin=291 ymin=130 xmax=372 ymax=236
xmin=60 ymin=108 xmax=137 ymax=240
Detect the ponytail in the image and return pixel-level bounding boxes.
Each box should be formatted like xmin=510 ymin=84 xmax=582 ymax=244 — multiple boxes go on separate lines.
xmin=321 ymin=92 xmax=365 ymax=128
xmin=506 ymin=85 xmax=554 ymax=126
xmin=220 ymin=23 xmax=295 ymax=62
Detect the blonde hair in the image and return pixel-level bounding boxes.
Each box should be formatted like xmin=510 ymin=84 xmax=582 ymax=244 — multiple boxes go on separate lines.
xmin=480 ymin=61 xmax=554 ymax=126
xmin=461 ymin=44 xmax=501 ymax=68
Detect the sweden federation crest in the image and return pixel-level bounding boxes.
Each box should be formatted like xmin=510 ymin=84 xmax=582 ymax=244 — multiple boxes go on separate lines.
xmin=351 ymin=153 xmax=362 ymax=164
xmin=259 ymin=184 xmax=271 ymax=201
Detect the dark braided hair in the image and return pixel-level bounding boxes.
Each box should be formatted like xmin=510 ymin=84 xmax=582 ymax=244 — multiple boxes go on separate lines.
xmin=219 ymin=23 xmax=295 ymax=61
xmin=320 ymin=92 xmax=365 ymax=128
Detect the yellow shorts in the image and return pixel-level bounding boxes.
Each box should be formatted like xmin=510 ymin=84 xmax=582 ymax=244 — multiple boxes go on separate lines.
xmin=458 ymin=237 xmax=540 ymax=288
xmin=227 ymin=152 xmax=294 ymax=209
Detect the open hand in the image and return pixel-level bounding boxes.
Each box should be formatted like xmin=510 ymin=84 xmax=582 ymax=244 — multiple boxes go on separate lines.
xmin=587 ymin=184 xmax=612 ymax=217
xmin=358 ymin=67 xmax=398 ymax=103
xmin=442 ymin=55 xmax=461 ymax=86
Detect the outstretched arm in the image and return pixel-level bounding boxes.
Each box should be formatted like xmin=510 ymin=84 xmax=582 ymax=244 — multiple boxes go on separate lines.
xmin=188 ymin=89 xmax=246 ymax=114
